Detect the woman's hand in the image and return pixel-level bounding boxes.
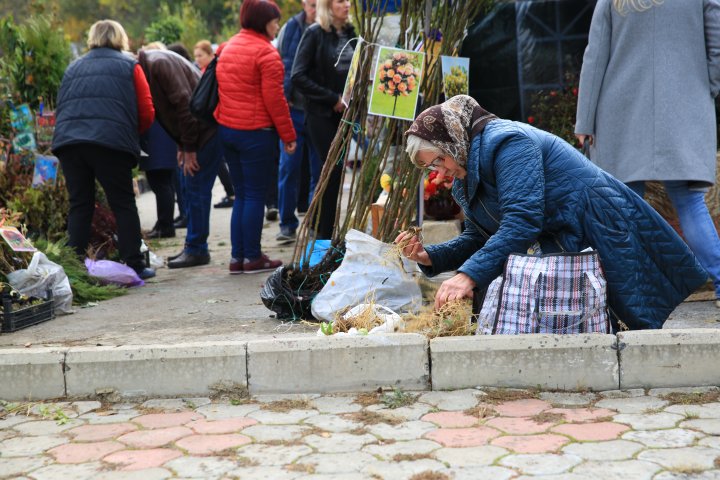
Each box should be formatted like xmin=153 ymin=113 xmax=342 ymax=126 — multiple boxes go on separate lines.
xmin=178 ymin=151 xmax=200 ymax=176
xmin=333 ymin=97 xmax=346 ymax=113
xmin=284 ymin=141 xmax=297 ymax=155
xmin=434 ymin=272 xmax=476 ymax=310
xmin=575 ymin=134 xmax=593 ymax=147
xmin=394 ymin=231 xmax=431 ymax=266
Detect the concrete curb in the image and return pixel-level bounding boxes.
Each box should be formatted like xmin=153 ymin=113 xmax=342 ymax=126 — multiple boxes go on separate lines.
xmin=247 ymin=334 xmax=429 ymax=394
xmin=618 ymin=328 xmax=720 ymax=389
xmin=64 ymin=342 xmax=248 ymax=399
xmin=430 ymin=334 xmax=619 ymax=391
xmin=1 ymin=329 xmax=718 ymax=400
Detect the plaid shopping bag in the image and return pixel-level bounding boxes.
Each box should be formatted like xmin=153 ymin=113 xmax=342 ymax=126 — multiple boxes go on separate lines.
xmin=477 ymin=251 xmax=609 ymax=335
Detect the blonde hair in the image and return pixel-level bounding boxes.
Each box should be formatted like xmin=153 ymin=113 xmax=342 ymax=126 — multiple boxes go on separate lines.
xmin=316 ymin=0 xmax=350 ymax=31
xmin=87 ymin=19 xmax=129 ymax=51
xmin=194 ymin=40 xmax=213 ymax=56
xmin=405 ymin=135 xmax=445 ymax=168
xmin=143 ymin=41 xmax=166 ymax=51
xmin=613 ymin=0 xmax=663 ymax=15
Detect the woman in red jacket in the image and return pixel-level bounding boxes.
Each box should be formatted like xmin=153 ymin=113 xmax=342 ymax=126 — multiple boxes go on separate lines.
xmin=216 ymin=0 xmax=297 ymax=274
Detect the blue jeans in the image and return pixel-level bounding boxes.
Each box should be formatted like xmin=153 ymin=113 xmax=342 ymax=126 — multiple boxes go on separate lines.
xmin=278 ymin=108 xmax=321 ymax=231
xmin=219 ymin=126 xmax=278 ymax=260
xmin=629 ymin=180 xmax=720 ymax=297
xmin=183 ymin=133 xmax=222 ymax=255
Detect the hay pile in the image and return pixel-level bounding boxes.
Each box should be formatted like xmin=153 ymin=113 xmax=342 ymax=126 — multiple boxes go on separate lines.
xmin=402 ymin=300 xmax=474 ymax=339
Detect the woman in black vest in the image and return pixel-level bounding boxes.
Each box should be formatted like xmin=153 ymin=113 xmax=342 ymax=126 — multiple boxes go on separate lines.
xmin=52 ymin=20 xmax=156 ymax=279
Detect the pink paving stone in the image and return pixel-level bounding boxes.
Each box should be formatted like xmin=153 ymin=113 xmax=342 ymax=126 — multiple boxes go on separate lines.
xmin=494 ymin=399 xmax=552 ymax=417
xmin=491 ymin=434 xmax=570 ymax=453
xmin=117 ymin=426 xmax=193 ymax=448
xmin=186 ymin=417 xmax=258 ymax=434
xmin=175 ymin=434 xmax=252 ymax=455
xmin=421 ymin=412 xmax=479 ymax=428
xmin=48 ymin=441 xmax=124 ymax=463
xmin=547 ymin=408 xmax=616 ymax=423
xmin=134 ymin=412 xmax=203 ymax=429
xmin=485 ymin=416 xmax=555 ymax=434
xmin=551 ymin=422 xmax=630 ymax=441
xmin=103 ymin=448 xmax=182 ymax=471
xmin=423 ymin=427 xmax=501 ymax=447
xmin=68 ymin=423 xmax=138 ymax=442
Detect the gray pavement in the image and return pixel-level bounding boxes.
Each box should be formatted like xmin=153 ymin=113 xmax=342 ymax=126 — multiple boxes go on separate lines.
xmin=0 ymin=180 xmax=718 ymax=348
xmin=2 ymin=388 xmax=720 ymax=479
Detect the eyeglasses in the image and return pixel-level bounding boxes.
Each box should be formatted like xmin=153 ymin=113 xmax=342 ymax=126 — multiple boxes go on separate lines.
xmin=425 ymin=156 xmax=444 ymax=171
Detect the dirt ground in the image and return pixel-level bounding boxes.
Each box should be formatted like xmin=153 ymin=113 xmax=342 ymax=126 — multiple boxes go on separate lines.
xmin=1 ymin=181 xmax=718 ymax=348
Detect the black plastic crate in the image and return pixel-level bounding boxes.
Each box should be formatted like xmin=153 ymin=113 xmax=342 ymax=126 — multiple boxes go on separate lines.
xmin=1 ymin=290 xmax=55 ymax=333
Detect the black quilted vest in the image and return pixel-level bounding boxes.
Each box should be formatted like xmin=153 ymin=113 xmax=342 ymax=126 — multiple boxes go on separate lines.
xmin=52 ymin=48 xmax=140 ymax=156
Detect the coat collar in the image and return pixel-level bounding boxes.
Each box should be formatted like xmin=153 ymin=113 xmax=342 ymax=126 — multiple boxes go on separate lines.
xmin=458 ymin=134 xmax=483 ymax=203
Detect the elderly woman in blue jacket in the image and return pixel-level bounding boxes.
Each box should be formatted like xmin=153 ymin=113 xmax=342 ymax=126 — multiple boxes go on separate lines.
xmin=397 ymin=95 xmax=708 ymax=331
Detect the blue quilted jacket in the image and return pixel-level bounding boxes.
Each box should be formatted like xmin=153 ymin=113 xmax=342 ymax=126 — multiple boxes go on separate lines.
xmin=421 ymin=119 xmax=708 ymax=330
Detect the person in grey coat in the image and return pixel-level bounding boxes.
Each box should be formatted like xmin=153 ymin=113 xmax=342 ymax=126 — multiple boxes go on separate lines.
xmin=575 ymin=0 xmax=720 ymax=306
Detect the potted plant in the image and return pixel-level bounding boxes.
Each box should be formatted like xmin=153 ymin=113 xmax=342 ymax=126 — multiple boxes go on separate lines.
xmin=423 ymin=171 xmax=460 ymax=220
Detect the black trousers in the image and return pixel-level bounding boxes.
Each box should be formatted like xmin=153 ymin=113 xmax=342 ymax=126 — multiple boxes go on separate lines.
xmin=266 ymin=142 xmax=279 ymax=209
xmin=306 ymin=112 xmax=343 ymax=239
xmin=145 ymin=168 xmax=176 ymax=233
xmin=58 ymin=144 xmax=146 ymax=271
xmin=297 ymin=141 xmax=311 ymax=212
xmin=217 ymin=160 xmax=235 ymax=198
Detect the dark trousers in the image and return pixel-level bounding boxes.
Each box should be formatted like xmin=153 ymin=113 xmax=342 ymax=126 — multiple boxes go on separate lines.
xmin=58 ymin=143 xmax=146 ymax=271
xmin=306 ymin=112 xmax=343 ymax=239
xmin=297 ymin=148 xmax=310 ymax=212
xmin=174 ymin=167 xmax=186 ymax=218
xmin=217 ymin=160 xmax=235 ymax=198
xmin=145 ymin=168 xmax=176 ymax=233
xmin=266 ymin=147 xmax=279 ymax=210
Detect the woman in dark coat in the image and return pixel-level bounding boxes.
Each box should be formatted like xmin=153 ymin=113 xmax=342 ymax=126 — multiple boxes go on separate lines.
xmin=52 ymin=19 xmax=155 ymax=279
xmin=397 ymin=95 xmax=708 ymax=330
xmin=291 ymin=0 xmax=354 ymax=240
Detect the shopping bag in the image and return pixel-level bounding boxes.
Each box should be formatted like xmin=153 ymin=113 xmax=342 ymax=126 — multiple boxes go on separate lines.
xmin=7 ymin=251 xmax=73 ymax=314
xmin=311 ymin=229 xmax=422 ymax=322
xmin=476 ymin=251 xmax=609 ymax=335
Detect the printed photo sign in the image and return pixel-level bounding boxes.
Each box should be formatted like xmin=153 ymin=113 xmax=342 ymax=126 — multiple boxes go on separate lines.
xmin=441 ymin=56 xmax=470 ymax=98
xmin=0 ymin=226 xmax=36 ymax=252
xmin=32 ymin=155 xmax=59 ymax=187
xmin=368 ymin=47 xmax=425 ymax=121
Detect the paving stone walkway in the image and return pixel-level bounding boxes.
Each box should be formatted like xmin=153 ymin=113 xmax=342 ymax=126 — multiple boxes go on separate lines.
xmin=2 ymin=387 xmax=720 ymax=479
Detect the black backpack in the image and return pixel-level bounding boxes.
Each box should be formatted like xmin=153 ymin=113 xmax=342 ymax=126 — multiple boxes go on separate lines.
xmin=189 ymin=56 xmax=219 ymax=124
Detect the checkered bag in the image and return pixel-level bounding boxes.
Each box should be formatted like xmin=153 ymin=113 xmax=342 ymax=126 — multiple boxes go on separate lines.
xmin=476 ymin=251 xmax=609 ymax=335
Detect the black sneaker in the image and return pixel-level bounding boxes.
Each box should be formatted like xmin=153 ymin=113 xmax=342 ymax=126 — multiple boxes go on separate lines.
xmin=276 ymin=228 xmax=296 ymax=243
xmin=214 ymin=196 xmax=234 ymax=209
xmin=265 ymin=207 xmax=279 ymax=221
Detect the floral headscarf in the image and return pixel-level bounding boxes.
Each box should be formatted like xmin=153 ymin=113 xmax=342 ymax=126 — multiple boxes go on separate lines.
xmin=405 ymin=95 xmax=497 ymax=166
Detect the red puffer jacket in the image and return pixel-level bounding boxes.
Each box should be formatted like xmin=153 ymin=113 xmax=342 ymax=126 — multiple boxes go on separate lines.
xmin=215 ymin=29 xmax=296 ymax=143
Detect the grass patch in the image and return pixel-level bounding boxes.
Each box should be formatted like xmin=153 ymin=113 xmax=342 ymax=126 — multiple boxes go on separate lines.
xmin=684 ymin=412 xmax=700 ymax=420
xmin=660 ymin=391 xmax=720 ymax=405
xmin=349 ymin=427 xmax=370 ymax=435
xmin=381 ymin=389 xmax=416 ymax=409
xmin=355 ymin=392 xmax=381 ymax=407
xmin=209 ymin=382 xmax=250 ymax=404
xmin=393 ymin=453 xmax=434 ymax=462
xmin=346 ymin=410 xmax=402 ymax=426
xmin=237 ymin=456 xmax=259 ymax=467
xmin=643 ymin=408 xmax=664 ymax=415
xmin=261 ymin=398 xmax=313 ymax=413
xmin=463 ymin=404 xmax=497 ymax=418
xmin=478 ymin=388 xmax=539 ymax=404
xmin=409 ymin=472 xmax=450 ymax=480
xmin=285 ymin=463 xmax=316 ymax=474
xmin=530 ymin=412 xmax=565 ymax=424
